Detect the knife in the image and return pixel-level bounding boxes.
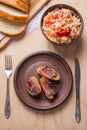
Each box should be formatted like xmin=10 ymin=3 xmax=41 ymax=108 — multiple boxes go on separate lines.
xmin=75 ymin=58 xmax=81 ymax=123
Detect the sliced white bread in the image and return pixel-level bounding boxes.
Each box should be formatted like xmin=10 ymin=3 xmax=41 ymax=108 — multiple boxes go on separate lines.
xmin=0 ymin=3 xmax=28 ymax=23
xmin=0 ymin=17 xmax=26 ymax=36
xmin=0 ymin=0 xmax=29 ymax=13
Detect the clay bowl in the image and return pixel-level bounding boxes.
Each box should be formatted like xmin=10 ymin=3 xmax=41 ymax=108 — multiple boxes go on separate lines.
xmin=41 ymin=4 xmax=84 ymax=46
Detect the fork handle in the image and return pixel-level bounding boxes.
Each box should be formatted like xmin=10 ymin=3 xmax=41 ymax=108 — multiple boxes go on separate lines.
xmin=4 ymin=78 xmax=11 ymax=119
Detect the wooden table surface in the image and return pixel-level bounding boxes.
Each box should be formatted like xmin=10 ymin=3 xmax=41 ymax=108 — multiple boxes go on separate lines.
xmin=0 ymin=0 xmax=87 ymax=130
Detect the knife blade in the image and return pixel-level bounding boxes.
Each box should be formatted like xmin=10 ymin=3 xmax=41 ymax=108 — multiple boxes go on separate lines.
xmin=75 ymin=58 xmax=81 ymax=123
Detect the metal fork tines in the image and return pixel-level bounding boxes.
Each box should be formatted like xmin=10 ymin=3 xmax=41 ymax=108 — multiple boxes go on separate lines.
xmin=4 ymin=55 xmax=12 ymax=119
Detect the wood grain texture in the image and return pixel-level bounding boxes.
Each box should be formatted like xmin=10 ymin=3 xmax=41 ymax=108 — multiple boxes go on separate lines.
xmin=0 ymin=27 xmax=86 ymax=129
xmin=0 ymin=0 xmax=87 ymax=129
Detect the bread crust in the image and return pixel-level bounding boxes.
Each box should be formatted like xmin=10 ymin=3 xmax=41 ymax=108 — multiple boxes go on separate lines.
xmin=0 ymin=0 xmax=29 ymax=13
xmin=16 ymin=0 xmax=29 ymax=13
xmin=0 ymin=27 xmax=26 ymax=36
xmin=21 ymin=0 xmax=30 ymax=5
xmin=0 ymin=10 xmax=28 ymax=23
xmin=0 ymin=17 xmax=26 ymax=36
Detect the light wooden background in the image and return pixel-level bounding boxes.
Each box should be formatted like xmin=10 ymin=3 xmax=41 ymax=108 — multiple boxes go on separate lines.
xmin=0 ymin=0 xmax=87 ymax=130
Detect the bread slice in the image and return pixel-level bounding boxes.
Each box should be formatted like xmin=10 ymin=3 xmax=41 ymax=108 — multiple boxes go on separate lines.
xmin=0 ymin=3 xmax=28 ymax=23
xmin=0 ymin=0 xmax=29 ymax=13
xmin=0 ymin=17 xmax=26 ymax=36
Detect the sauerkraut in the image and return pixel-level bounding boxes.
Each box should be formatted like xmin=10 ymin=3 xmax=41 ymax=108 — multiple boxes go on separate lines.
xmin=42 ymin=8 xmax=82 ymax=44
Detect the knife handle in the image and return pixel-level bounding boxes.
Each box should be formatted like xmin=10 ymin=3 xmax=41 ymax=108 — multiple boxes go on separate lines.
xmin=75 ymin=98 xmax=81 ymax=123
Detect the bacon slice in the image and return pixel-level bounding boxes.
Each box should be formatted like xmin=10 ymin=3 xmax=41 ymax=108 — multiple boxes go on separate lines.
xmin=40 ymin=77 xmax=57 ymax=100
xmin=37 ymin=66 xmax=60 ymax=81
xmin=26 ymin=76 xmax=41 ymax=96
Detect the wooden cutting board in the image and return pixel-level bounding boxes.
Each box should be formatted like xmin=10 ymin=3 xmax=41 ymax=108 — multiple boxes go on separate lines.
xmin=0 ymin=0 xmax=50 ymax=50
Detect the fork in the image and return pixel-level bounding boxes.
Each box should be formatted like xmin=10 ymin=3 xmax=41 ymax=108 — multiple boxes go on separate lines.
xmin=4 ymin=55 xmax=12 ymax=119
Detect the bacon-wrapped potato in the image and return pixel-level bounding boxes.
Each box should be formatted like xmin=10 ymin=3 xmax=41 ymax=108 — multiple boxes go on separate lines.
xmin=37 ymin=66 xmax=60 ymax=81
xmin=40 ymin=77 xmax=57 ymax=100
xmin=26 ymin=76 xmax=41 ymax=96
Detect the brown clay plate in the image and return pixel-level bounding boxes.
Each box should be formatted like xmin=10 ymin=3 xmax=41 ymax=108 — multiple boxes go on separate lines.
xmin=13 ymin=51 xmax=73 ymax=111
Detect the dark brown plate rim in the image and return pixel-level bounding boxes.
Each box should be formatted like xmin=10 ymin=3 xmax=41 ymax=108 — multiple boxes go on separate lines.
xmin=13 ymin=51 xmax=73 ymax=111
